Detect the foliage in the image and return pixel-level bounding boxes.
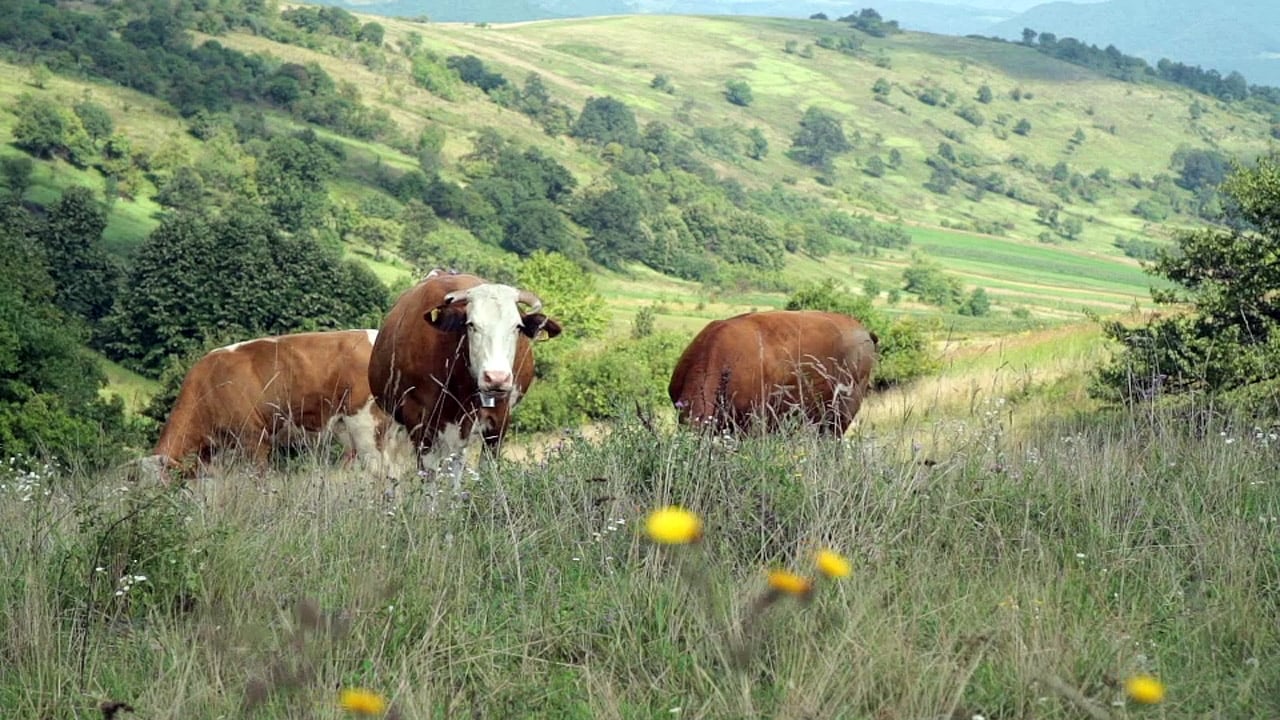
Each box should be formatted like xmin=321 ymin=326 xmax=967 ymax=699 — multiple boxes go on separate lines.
xmin=102 ymin=207 xmax=389 ymax=377
xmin=1113 ymin=236 xmax=1170 ymax=261
xmin=784 ymin=278 xmax=937 ymax=387
xmin=11 ymin=93 xmax=94 ymax=166
xmin=787 ymin=106 xmax=851 ymax=171
xmin=2 ymin=0 xmax=391 ymax=139
xmin=39 ymin=187 xmax=120 ymax=324
xmin=513 ymin=330 xmax=689 ymax=432
xmin=1095 ymin=150 xmax=1280 ymax=406
xmin=517 ymin=251 xmax=607 ymax=341
xmin=724 ymin=80 xmax=753 ymax=107
xmin=448 ymin=55 xmax=509 ymax=93
xmin=901 ymin=257 xmax=965 ymax=308
xmin=571 ymin=96 xmax=640 ymax=147
xmin=0 ymin=203 xmax=132 ymax=468
xmin=1172 ymin=147 xmax=1230 ymax=191
xmin=957 ymin=287 xmax=991 ymax=316
xmin=839 ymin=8 xmax=901 ymax=37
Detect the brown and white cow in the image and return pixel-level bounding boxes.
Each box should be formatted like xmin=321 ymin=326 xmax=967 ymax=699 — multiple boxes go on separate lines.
xmin=368 ymin=269 xmax=561 ymax=490
xmin=146 ymin=329 xmax=412 ymax=483
xmin=668 ymin=310 xmax=878 ymax=436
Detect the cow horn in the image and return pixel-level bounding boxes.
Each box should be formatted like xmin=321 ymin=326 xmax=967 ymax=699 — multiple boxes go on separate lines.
xmin=516 ymin=289 xmax=543 ymax=313
xmin=443 ymin=288 xmax=471 ymax=305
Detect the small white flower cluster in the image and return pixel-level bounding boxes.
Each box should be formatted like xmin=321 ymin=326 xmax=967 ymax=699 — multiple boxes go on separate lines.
xmin=114 ymin=573 xmax=149 ymax=597
xmin=1 ymin=456 xmax=58 ymax=502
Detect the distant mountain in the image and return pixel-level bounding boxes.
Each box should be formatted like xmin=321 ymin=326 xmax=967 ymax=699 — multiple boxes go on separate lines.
xmin=986 ymin=0 xmax=1280 ymax=86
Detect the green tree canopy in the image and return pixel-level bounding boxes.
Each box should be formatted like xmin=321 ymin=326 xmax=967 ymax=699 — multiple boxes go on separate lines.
xmin=102 ymin=207 xmax=389 ymax=377
xmin=1095 ymin=150 xmax=1280 ymax=405
xmin=571 ymin=96 xmax=640 ymax=147
xmin=39 ymin=186 xmax=120 ymax=323
xmin=0 ymin=204 xmax=130 ymax=468
xmin=787 ymin=106 xmax=852 ymax=171
xmin=517 ymin=251 xmax=607 ymax=340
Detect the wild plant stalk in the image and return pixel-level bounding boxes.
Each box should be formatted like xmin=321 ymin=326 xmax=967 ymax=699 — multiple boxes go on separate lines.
xmin=0 ymin=398 xmax=1276 ymax=717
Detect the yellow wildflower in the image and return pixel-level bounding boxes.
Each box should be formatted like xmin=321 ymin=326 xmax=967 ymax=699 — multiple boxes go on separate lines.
xmin=766 ymin=569 xmax=813 ymax=597
xmin=1124 ymin=674 xmax=1166 ymax=704
xmin=815 ymin=549 xmax=851 ymax=579
xmin=339 ymin=688 xmax=387 ymax=715
xmin=645 ymin=506 xmax=703 ymax=545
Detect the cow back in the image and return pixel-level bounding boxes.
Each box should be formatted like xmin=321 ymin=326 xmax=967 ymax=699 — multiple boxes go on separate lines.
xmin=669 ymin=310 xmax=877 ymax=434
xmin=153 ymin=329 xmax=382 ymax=470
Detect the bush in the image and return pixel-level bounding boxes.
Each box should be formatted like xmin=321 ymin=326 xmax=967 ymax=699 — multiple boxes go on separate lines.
xmin=785 ymin=279 xmax=938 ymax=388
xmin=1095 ymin=150 xmax=1280 ymax=409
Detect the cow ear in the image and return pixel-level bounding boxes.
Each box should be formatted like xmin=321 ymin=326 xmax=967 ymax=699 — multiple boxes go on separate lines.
xmin=425 ymin=305 xmax=467 ymax=332
xmin=521 ymin=313 xmax=562 ymax=341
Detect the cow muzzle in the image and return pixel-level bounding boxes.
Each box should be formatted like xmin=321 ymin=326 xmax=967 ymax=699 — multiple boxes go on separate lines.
xmin=478 ymin=369 xmax=514 ymax=407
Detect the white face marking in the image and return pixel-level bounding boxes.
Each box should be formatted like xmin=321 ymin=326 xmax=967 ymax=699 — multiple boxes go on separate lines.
xmin=461 ymin=284 xmax=525 ymax=392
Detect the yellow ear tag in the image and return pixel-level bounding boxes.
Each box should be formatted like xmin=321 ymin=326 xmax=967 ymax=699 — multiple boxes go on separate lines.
xmin=536 ymin=329 xmax=549 ymax=342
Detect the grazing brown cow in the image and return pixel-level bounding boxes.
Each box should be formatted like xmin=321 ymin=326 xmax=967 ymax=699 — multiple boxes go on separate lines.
xmin=668 ymin=310 xmax=878 ymax=435
xmin=368 ymin=269 xmax=561 ymax=490
xmin=147 ymin=329 xmax=412 ymax=482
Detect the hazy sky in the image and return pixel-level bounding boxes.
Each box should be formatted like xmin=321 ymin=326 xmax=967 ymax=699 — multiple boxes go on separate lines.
xmin=905 ymin=0 xmax=1106 ymax=10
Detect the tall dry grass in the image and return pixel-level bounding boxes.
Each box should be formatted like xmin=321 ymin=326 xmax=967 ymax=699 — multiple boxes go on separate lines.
xmin=1 ymin=393 xmax=1277 ymax=718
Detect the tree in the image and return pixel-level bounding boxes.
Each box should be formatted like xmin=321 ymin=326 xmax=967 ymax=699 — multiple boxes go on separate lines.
xmin=872 ymin=78 xmax=891 ymax=98
xmin=787 ymin=106 xmax=851 ymax=171
xmin=73 ymin=99 xmax=115 ymax=146
xmin=977 ymin=84 xmax=993 ymax=104
xmin=864 ymin=155 xmax=886 ymax=177
xmin=650 ymin=74 xmax=675 ymax=94
xmin=350 ymin=216 xmax=401 ymax=260
xmin=0 ymin=203 xmax=130 ymax=468
xmin=902 ymin=257 xmax=964 ymax=307
xmin=103 ymin=207 xmax=388 ymax=376
xmin=1021 ymin=28 xmax=1037 ymax=45
xmin=517 ymin=251 xmax=607 ymax=340
xmin=503 ymin=199 xmax=579 ymax=259
xmin=11 ymin=94 xmax=70 ymax=159
xmin=1095 ymin=151 xmax=1280 ymax=405
xmin=40 ymin=187 xmax=120 ymax=323
xmin=724 ymin=80 xmax=754 ymax=107
xmin=0 ymin=156 xmax=34 ymax=204
xmin=1013 ymin=118 xmax=1032 ymax=136
xmin=887 ymin=148 xmax=903 ymax=168
xmin=571 ymin=97 xmax=640 ymax=147
xmin=746 ymin=127 xmax=769 ymax=160
xmin=957 ymin=287 xmax=990 ymax=316
xmin=573 ymin=177 xmax=648 ymax=268
xmin=357 ymin=21 xmax=384 ymax=45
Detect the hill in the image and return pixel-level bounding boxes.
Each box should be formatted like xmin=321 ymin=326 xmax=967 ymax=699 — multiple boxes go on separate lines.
xmin=1 ymin=0 xmax=1276 ymax=447
xmin=987 ymin=0 xmax=1280 ymax=87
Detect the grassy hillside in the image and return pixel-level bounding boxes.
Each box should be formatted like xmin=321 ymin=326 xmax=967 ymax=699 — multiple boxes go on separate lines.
xmin=199 ymin=11 xmax=1266 ymax=314
xmin=2 ymin=7 xmax=1273 ymax=413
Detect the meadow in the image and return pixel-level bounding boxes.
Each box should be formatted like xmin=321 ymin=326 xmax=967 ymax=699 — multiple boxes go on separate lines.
xmin=4 ymin=326 xmax=1279 ymax=719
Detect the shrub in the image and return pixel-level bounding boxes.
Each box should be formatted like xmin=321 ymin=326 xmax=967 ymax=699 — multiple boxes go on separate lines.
xmin=785 ymin=279 xmax=938 ymax=387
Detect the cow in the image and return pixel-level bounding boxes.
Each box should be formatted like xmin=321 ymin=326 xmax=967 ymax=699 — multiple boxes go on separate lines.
xmin=367 ymin=269 xmax=562 ymax=491
xmin=146 ymin=329 xmax=413 ymax=483
xmin=667 ymin=310 xmax=878 ymax=436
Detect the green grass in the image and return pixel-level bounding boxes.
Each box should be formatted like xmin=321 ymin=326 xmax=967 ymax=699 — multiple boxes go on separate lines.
xmin=3 ymin=398 xmax=1277 ymax=717
xmin=96 ymin=353 xmax=161 ymax=414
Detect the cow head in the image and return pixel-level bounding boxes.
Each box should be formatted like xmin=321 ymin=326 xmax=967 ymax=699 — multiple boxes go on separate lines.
xmin=425 ymin=283 xmax=562 ymax=404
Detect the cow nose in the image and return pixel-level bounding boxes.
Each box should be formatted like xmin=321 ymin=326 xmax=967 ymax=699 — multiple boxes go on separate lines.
xmin=482 ymin=370 xmax=512 ymax=389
